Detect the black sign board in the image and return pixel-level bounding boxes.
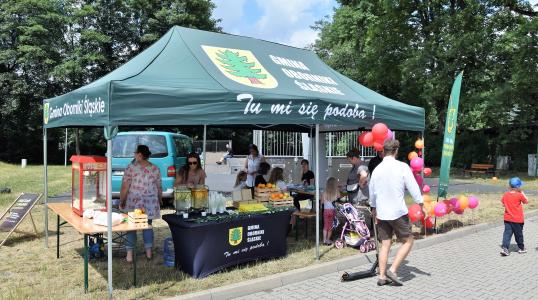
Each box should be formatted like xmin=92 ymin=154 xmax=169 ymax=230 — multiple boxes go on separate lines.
xmin=0 ymin=193 xmax=41 ymax=247
xmin=163 ymin=210 xmax=292 ymax=278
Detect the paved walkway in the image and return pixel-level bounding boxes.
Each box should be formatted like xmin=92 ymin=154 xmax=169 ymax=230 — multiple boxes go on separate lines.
xmin=235 ymin=214 xmax=538 ymax=300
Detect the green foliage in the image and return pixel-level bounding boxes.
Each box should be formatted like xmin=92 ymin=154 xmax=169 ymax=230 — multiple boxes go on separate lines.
xmin=314 ymin=0 xmax=537 ymax=170
xmin=0 ymin=0 xmax=220 ymax=163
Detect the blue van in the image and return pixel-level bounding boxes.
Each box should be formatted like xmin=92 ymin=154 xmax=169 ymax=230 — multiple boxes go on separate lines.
xmin=111 ymin=131 xmax=192 ymax=199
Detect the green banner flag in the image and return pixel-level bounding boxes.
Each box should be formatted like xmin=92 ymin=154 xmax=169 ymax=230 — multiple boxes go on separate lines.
xmin=438 ymin=72 xmax=463 ymax=198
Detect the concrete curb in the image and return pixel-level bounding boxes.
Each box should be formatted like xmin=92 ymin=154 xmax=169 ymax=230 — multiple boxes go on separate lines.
xmin=173 ymin=209 xmax=538 ymax=300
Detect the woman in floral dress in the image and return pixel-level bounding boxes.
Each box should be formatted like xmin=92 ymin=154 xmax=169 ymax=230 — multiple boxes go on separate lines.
xmin=120 ymin=145 xmax=162 ymax=262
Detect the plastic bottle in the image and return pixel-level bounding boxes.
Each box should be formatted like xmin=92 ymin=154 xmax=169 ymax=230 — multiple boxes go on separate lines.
xmin=163 ymin=237 xmax=175 ymax=267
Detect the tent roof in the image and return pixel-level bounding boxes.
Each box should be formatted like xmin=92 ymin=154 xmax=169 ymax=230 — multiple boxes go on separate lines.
xmin=44 ymin=26 xmax=424 ymax=132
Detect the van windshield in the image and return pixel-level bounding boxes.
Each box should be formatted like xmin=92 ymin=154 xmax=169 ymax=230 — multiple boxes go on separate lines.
xmin=113 ymin=135 xmax=168 ymax=158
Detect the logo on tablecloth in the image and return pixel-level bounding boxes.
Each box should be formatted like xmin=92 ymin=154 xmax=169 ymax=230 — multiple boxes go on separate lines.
xmin=202 ymin=45 xmax=278 ymax=89
xmin=228 ymin=226 xmax=243 ymax=246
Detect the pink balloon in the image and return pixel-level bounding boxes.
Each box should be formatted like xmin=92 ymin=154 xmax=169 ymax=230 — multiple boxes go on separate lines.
xmin=422 ymin=184 xmax=430 ymax=193
xmin=372 ymin=123 xmax=388 ymax=141
xmin=468 ymin=196 xmax=479 ymax=209
xmin=449 ymin=197 xmax=460 ymax=210
xmin=434 ymin=202 xmax=448 ymax=217
xmin=385 ymin=129 xmax=393 ymax=141
xmin=410 ymin=157 xmax=424 ymax=172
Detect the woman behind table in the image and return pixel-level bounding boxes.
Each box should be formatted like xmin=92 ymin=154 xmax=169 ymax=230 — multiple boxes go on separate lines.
xmin=244 ymin=144 xmax=266 ymax=188
xmin=254 ymin=162 xmax=271 ymax=187
xmin=321 ymin=177 xmax=340 ymax=245
xmin=120 ymin=145 xmax=162 ymax=262
xmin=269 ymin=167 xmax=288 ymax=191
xmin=175 ymin=152 xmax=206 ymax=188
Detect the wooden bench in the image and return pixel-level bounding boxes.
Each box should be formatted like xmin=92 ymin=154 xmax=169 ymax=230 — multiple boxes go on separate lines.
xmin=463 ymin=164 xmax=496 ymax=176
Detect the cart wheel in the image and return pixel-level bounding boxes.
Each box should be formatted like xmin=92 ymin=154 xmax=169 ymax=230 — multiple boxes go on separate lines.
xmin=335 ymin=239 xmax=345 ymax=249
xmin=360 ymin=244 xmax=367 ymax=253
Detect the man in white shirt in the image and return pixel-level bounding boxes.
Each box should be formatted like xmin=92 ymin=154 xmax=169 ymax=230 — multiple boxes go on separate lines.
xmin=369 ymin=139 xmax=424 ymax=286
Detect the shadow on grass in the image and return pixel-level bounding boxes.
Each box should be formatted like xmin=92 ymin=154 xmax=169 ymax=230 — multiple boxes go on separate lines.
xmin=437 ymin=219 xmax=465 ymax=233
xmin=0 ymin=231 xmax=42 ymax=246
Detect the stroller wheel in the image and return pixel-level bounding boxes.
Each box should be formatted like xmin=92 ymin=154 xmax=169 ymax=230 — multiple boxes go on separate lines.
xmin=370 ymin=241 xmax=376 ymax=250
xmin=359 ymin=244 xmax=367 ymax=253
xmin=335 ymin=239 xmax=345 ymax=249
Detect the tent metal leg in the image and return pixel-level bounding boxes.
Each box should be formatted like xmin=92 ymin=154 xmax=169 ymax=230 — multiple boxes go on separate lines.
xmin=315 ymin=124 xmax=320 ymax=260
xmin=44 ymin=128 xmax=48 ymax=248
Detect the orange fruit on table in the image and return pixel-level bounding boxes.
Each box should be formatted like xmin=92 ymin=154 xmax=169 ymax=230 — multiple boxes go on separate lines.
xmin=258 ymin=183 xmax=266 ymax=188
xmin=266 ymin=183 xmax=272 ymax=188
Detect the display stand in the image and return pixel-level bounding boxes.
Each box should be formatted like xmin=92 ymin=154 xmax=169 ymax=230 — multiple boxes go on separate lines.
xmin=0 ymin=193 xmax=41 ymax=247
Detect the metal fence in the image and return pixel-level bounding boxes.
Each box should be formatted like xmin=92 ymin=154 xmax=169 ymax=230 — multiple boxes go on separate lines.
xmin=254 ymin=130 xmax=375 ymax=158
xmin=326 ymin=131 xmax=376 ymax=158
xmin=193 ymin=140 xmax=232 ymax=152
xmin=258 ymin=131 xmax=303 ymax=157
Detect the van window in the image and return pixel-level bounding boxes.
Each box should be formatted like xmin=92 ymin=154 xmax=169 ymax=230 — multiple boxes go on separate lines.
xmin=113 ymin=135 xmax=168 ymax=158
xmin=174 ymin=137 xmax=192 ymax=157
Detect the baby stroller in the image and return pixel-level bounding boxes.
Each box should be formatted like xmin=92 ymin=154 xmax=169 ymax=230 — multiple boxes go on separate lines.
xmin=333 ymin=202 xmax=376 ymax=253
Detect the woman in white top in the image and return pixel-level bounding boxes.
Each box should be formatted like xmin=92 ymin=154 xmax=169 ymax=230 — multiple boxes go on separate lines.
xmin=244 ymin=144 xmax=265 ymax=188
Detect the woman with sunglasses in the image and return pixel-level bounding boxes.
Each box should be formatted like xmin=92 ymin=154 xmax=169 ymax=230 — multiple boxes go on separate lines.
xmin=120 ymin=144 xmax=162 ymax=262
xmin=174 ymin=152 xmax=206 ymax=188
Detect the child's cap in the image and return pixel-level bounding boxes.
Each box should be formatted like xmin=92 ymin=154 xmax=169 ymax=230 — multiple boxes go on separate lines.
xmin=509 ymin=177 xmax=523 ymax=188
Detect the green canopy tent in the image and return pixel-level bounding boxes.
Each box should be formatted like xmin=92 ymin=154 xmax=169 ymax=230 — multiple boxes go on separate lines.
xmin=43 ymin=26 xmax=424 ymax=297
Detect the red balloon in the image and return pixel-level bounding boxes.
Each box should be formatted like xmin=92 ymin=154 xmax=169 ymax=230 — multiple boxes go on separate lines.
xmin=360 ymin=132 xmax=374 ymax=147
xmin=372 ymin=123 xmax=388 ymax=141
xmin=442 ymin=199 xmax=453 ymax=214
xmin=358 ymin=132 xmax=368 ymax=145
xmin=408 ymin=204 xmax=425 ymax=222
xmin=423 ymin=168 xmax=432 ymax=176
xmin=422 ymin=216 xmax=434 ymax=229
xmin=373 ymin=141 xmax=384 ymax=151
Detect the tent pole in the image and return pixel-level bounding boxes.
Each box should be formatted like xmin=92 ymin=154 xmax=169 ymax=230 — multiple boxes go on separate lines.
xmin=106 ymin=137 xmax=113 ymax=299
xmin=203 ymin=125 xmax=207 ymax=170
xmin=64 ymin=128 xmax=68 ymax=166
xmin=43 ymin=127 xmax=48 ymax=248
xmin=315 ymin=124 xmax=320 ymax=260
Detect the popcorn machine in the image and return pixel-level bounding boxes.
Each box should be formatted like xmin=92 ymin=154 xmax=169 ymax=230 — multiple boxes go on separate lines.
xmin=70 ymin=155 xmax=108 ymax=216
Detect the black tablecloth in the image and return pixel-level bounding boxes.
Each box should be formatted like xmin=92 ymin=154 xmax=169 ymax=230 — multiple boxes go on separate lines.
xmin=163 ymin=210 xmax=292 ymax=278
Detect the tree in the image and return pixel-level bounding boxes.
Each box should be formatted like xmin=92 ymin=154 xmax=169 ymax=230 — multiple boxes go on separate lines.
xmin=0 ymin=0 xmax=221 ymax=164
xmin=313 ymin=0 xmax=537 ymax=169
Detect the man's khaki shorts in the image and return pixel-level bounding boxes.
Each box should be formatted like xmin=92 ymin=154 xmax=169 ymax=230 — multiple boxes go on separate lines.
xmin=377 ymin=215 xmax=412 ymax=241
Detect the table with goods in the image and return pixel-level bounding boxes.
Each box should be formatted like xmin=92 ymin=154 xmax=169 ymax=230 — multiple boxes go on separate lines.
xmin=48 ymin=203 xmax=150 ymax=293
xmin=163 ymin=184 xmax=294 ymax=278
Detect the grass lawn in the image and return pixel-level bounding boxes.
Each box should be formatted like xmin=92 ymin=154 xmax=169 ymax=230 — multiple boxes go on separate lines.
xmin=0 ymin=162 xmax=536 ymax=299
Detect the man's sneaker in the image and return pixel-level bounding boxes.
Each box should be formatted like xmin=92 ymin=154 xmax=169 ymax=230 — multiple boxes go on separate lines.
xmin=500 ymin=248 xmax=510 ymax=256
xmin=518 ymin=248 xmax=527 ymax=254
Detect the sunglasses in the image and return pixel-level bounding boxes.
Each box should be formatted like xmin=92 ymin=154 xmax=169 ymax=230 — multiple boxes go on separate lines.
xmin=188 ymin=161 xmax=198 ymax=165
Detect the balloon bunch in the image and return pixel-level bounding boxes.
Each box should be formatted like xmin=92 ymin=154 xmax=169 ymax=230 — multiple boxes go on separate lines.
xmin=408 ymin=195 xmax=480 ymax=227
xmin=408 ymin=138 xmax=432 ymax=188
xmin=358 ymin=123 xmax=393 ymax=151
